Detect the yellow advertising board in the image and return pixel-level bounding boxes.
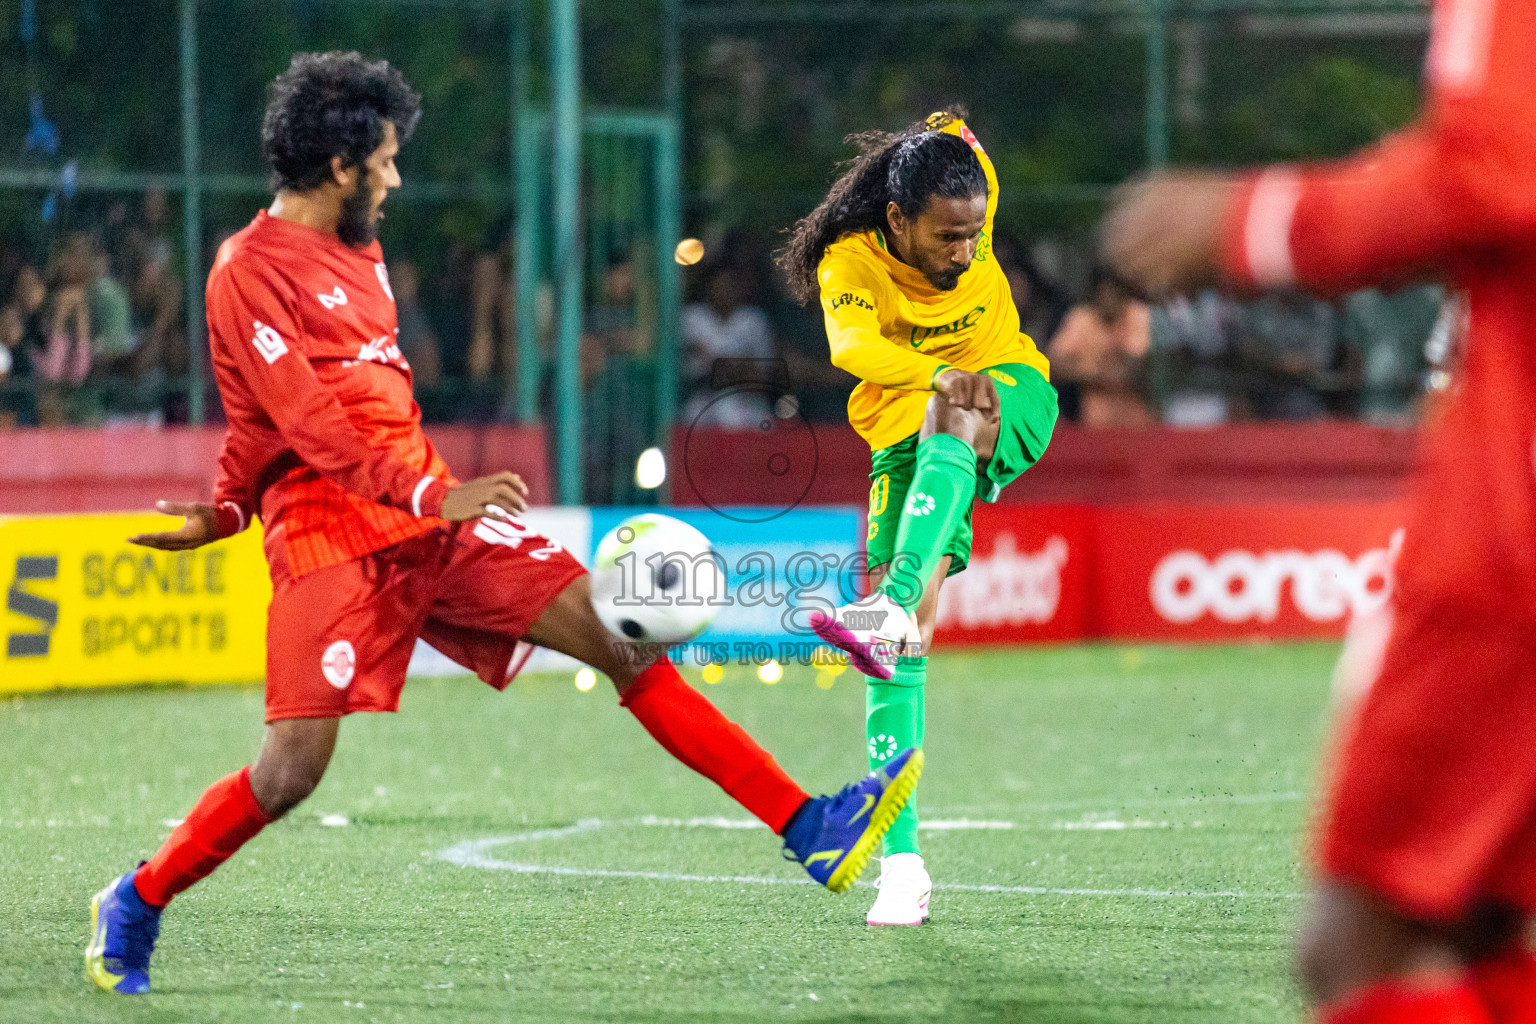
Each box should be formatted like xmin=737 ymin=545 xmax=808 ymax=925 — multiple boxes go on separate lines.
xmin=1 ymin=514 xmax=270 ymax=693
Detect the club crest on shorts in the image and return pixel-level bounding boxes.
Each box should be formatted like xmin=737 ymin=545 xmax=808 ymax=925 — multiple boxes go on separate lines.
xmin=321 ymin=640 xmax=356 ymax=689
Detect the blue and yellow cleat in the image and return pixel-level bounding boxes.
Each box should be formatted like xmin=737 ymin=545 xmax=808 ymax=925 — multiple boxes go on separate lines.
xmin=86 ymin=871 xmax=161 ymax=994
xmin=784 ymin=747 xmax=924 ymax=893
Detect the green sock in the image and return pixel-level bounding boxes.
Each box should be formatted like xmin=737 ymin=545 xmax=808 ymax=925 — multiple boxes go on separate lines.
xmin=867 ymin=656 xmax=926 ymax=856
xmin=879 ymin=433 xmax=976 ymax=612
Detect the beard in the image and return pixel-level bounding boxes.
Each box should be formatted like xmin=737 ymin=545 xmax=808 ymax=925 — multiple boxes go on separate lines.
xmin=337 ymin=177 xmax=380 ymax=248
xmin=928 ymin=266 xmax=966 ymax=291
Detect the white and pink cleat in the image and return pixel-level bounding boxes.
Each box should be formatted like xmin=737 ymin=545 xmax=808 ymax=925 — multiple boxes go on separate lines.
xmin=866 ymin=853 xmax=932 ymax=926
xmin=808 ymin=593 xmax=922 ymax=682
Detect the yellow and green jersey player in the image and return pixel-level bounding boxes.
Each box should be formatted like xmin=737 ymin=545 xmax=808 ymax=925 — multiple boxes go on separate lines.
xmin=779 ymin=110 xmax=1057 ymax=924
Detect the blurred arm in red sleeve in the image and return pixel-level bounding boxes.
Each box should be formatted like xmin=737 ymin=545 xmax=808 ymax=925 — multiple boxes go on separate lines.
xmin=1101 ymin=0 xmax=1536 ymax=298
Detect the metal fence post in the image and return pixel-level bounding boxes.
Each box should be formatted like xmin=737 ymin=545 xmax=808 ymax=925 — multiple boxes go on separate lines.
xmin=508 ymin=0 xmax=541 ymax=424
xmin=663 ymin=0 xmax=682 ymax=127
xmin=551 ymin=0 xmax=583 ymax=504
xmin=1145 ymin=1 xmax=1170 ymax=169
xmin=658 ymin=0 xmax=682 ymax=501
xmin=653 ymin=117 xmax=680 ymax=484
xmin=180 ymin=0 xmax=206 ymax=425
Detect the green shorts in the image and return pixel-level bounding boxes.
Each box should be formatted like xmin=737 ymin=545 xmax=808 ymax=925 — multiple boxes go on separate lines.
xmin=865 ymin=363 xmax=1058 ymax=576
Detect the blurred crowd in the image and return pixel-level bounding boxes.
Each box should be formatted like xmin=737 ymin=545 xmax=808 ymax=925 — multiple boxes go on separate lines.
xmin=1050 ymin=269 xmax=1450 ymax=430
xmin=0 ymin=189 xmax=187 ymax=427
xmin=674 ymin=230 xmax=1451 ymax=433
xmin=0 ymin=193 xmax=1450 ymax=433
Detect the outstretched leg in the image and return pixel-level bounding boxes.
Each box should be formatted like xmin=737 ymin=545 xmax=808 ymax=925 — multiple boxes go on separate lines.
xmin=136 ymin=718 xmax=338 ymax=906
xmin=88 ymin=718 xmax=338 ymax=994
xmin=522 ymin=574 xmax=922 ymax=893
xmin=523 ymin=575 xmax=809 ymax=832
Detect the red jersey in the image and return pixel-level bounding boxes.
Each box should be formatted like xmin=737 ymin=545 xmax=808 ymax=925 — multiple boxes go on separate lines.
xmin=207 ymin=212 xmax=455 ymax=578
xmin=1220 ymin=0 xmax=1536 ymax=614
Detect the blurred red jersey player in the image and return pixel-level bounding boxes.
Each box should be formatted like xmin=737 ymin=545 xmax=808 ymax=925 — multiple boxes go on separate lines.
xmin=1103 ymin=0 xmax=1536 ymax=1021
xmin=83 ymin=52 xmax=919 ymax=996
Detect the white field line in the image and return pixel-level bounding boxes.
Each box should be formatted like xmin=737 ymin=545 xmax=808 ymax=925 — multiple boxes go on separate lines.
xmin=435 ymin=821 xmax=1301 ymax=900
xmin=1012 ymin=791 xmax=1307 ymax=814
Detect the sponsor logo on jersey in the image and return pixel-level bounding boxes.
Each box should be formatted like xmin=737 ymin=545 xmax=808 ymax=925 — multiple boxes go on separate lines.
xmin=1148 ymin=529 xmax=1404 ymax=625
xmin=937 ymin=534 xmax=1068 ymax=629
xmin=375 ymin=262 xmax=394 ymax=302
xmin=908 ymin=304 xmax=987 ymax=347
xmin=352 ymin=332 xmax=404 ymax=366
xmin=321 ymin=639 xmax=356 ymax=689
xmin=251 ymin=320 xmax=289 ymax=365
xmin=829 ymin=292 xmax=875 ymax=313
xmin=317 ymin=286 xmax=349 ymax=310
xmin=973 ymin=229 xmax=992 ymax=263
xmin=986 ymin=368 xmax=1016 ymax=387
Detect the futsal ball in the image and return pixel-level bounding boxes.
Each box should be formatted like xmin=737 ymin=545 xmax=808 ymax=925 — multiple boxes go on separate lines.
xmin=590 ymin=513 xmax=725 ymax=645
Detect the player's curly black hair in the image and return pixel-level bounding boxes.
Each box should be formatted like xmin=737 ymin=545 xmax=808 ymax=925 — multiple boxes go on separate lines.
xmin=261 ymin=51 xmax=422 ymax=193
xmin=776 ymin=108 xmax=987 ymax=305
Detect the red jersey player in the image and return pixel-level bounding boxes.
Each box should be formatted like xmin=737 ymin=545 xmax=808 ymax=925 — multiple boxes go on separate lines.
xmin=84 ymin=52 xmax=921 ymax=996
xmin=1102 ymin=1 xmax=1536 ymax=1022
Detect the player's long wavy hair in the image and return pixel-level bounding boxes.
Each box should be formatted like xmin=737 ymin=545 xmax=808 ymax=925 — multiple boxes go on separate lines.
xmin=262 ymin=51 xmax=422 ymax=193
xmin=777 ymin=108 xmax=987 ymax=305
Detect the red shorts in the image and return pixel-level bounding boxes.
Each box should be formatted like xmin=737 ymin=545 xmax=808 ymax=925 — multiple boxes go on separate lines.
xmin=1321 ymin=598 xmax=1536 ymax=923
xmin=263 ymin=517 xmax=586 ymax=722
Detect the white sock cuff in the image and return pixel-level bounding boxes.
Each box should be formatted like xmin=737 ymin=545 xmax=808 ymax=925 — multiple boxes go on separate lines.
xmin=881 ymin=852 xmax=924 ymax=869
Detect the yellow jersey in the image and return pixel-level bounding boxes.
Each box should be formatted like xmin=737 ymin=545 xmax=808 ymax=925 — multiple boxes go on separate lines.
xmin=816 ymin=116 xmax=1050 ymax=452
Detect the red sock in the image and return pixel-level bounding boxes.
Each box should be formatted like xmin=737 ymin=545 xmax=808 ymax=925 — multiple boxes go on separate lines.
xmin=620 ymin=658 xmax=810 ymax=832
xmin=133 ymin=766 xmax=272 ymax=907
xmin=1319 ymin=975 xmax=1492 ymax=1024
xmin=1475 ymin=948 xmax=1536 ymax=1024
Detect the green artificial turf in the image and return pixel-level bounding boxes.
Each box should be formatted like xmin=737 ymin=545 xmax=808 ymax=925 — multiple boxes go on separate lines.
xmin=1 ymin=643 xmax=1337 ymax=1023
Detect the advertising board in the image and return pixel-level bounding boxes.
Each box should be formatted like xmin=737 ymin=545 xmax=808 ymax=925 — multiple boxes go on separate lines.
xmin=1 ymin=513 xmax=271 ymax=693
xmin=932 ymin=503 xmax=1091 ymax=646
xmin=1093 ymin=502 xmax=1409 ymax=641
xmin=2 ymin=500 xmax=1411 ymax=693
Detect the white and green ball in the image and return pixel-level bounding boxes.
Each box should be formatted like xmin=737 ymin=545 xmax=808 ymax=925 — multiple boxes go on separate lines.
xmin=589 ymin=513 xmax=724 ymax=645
